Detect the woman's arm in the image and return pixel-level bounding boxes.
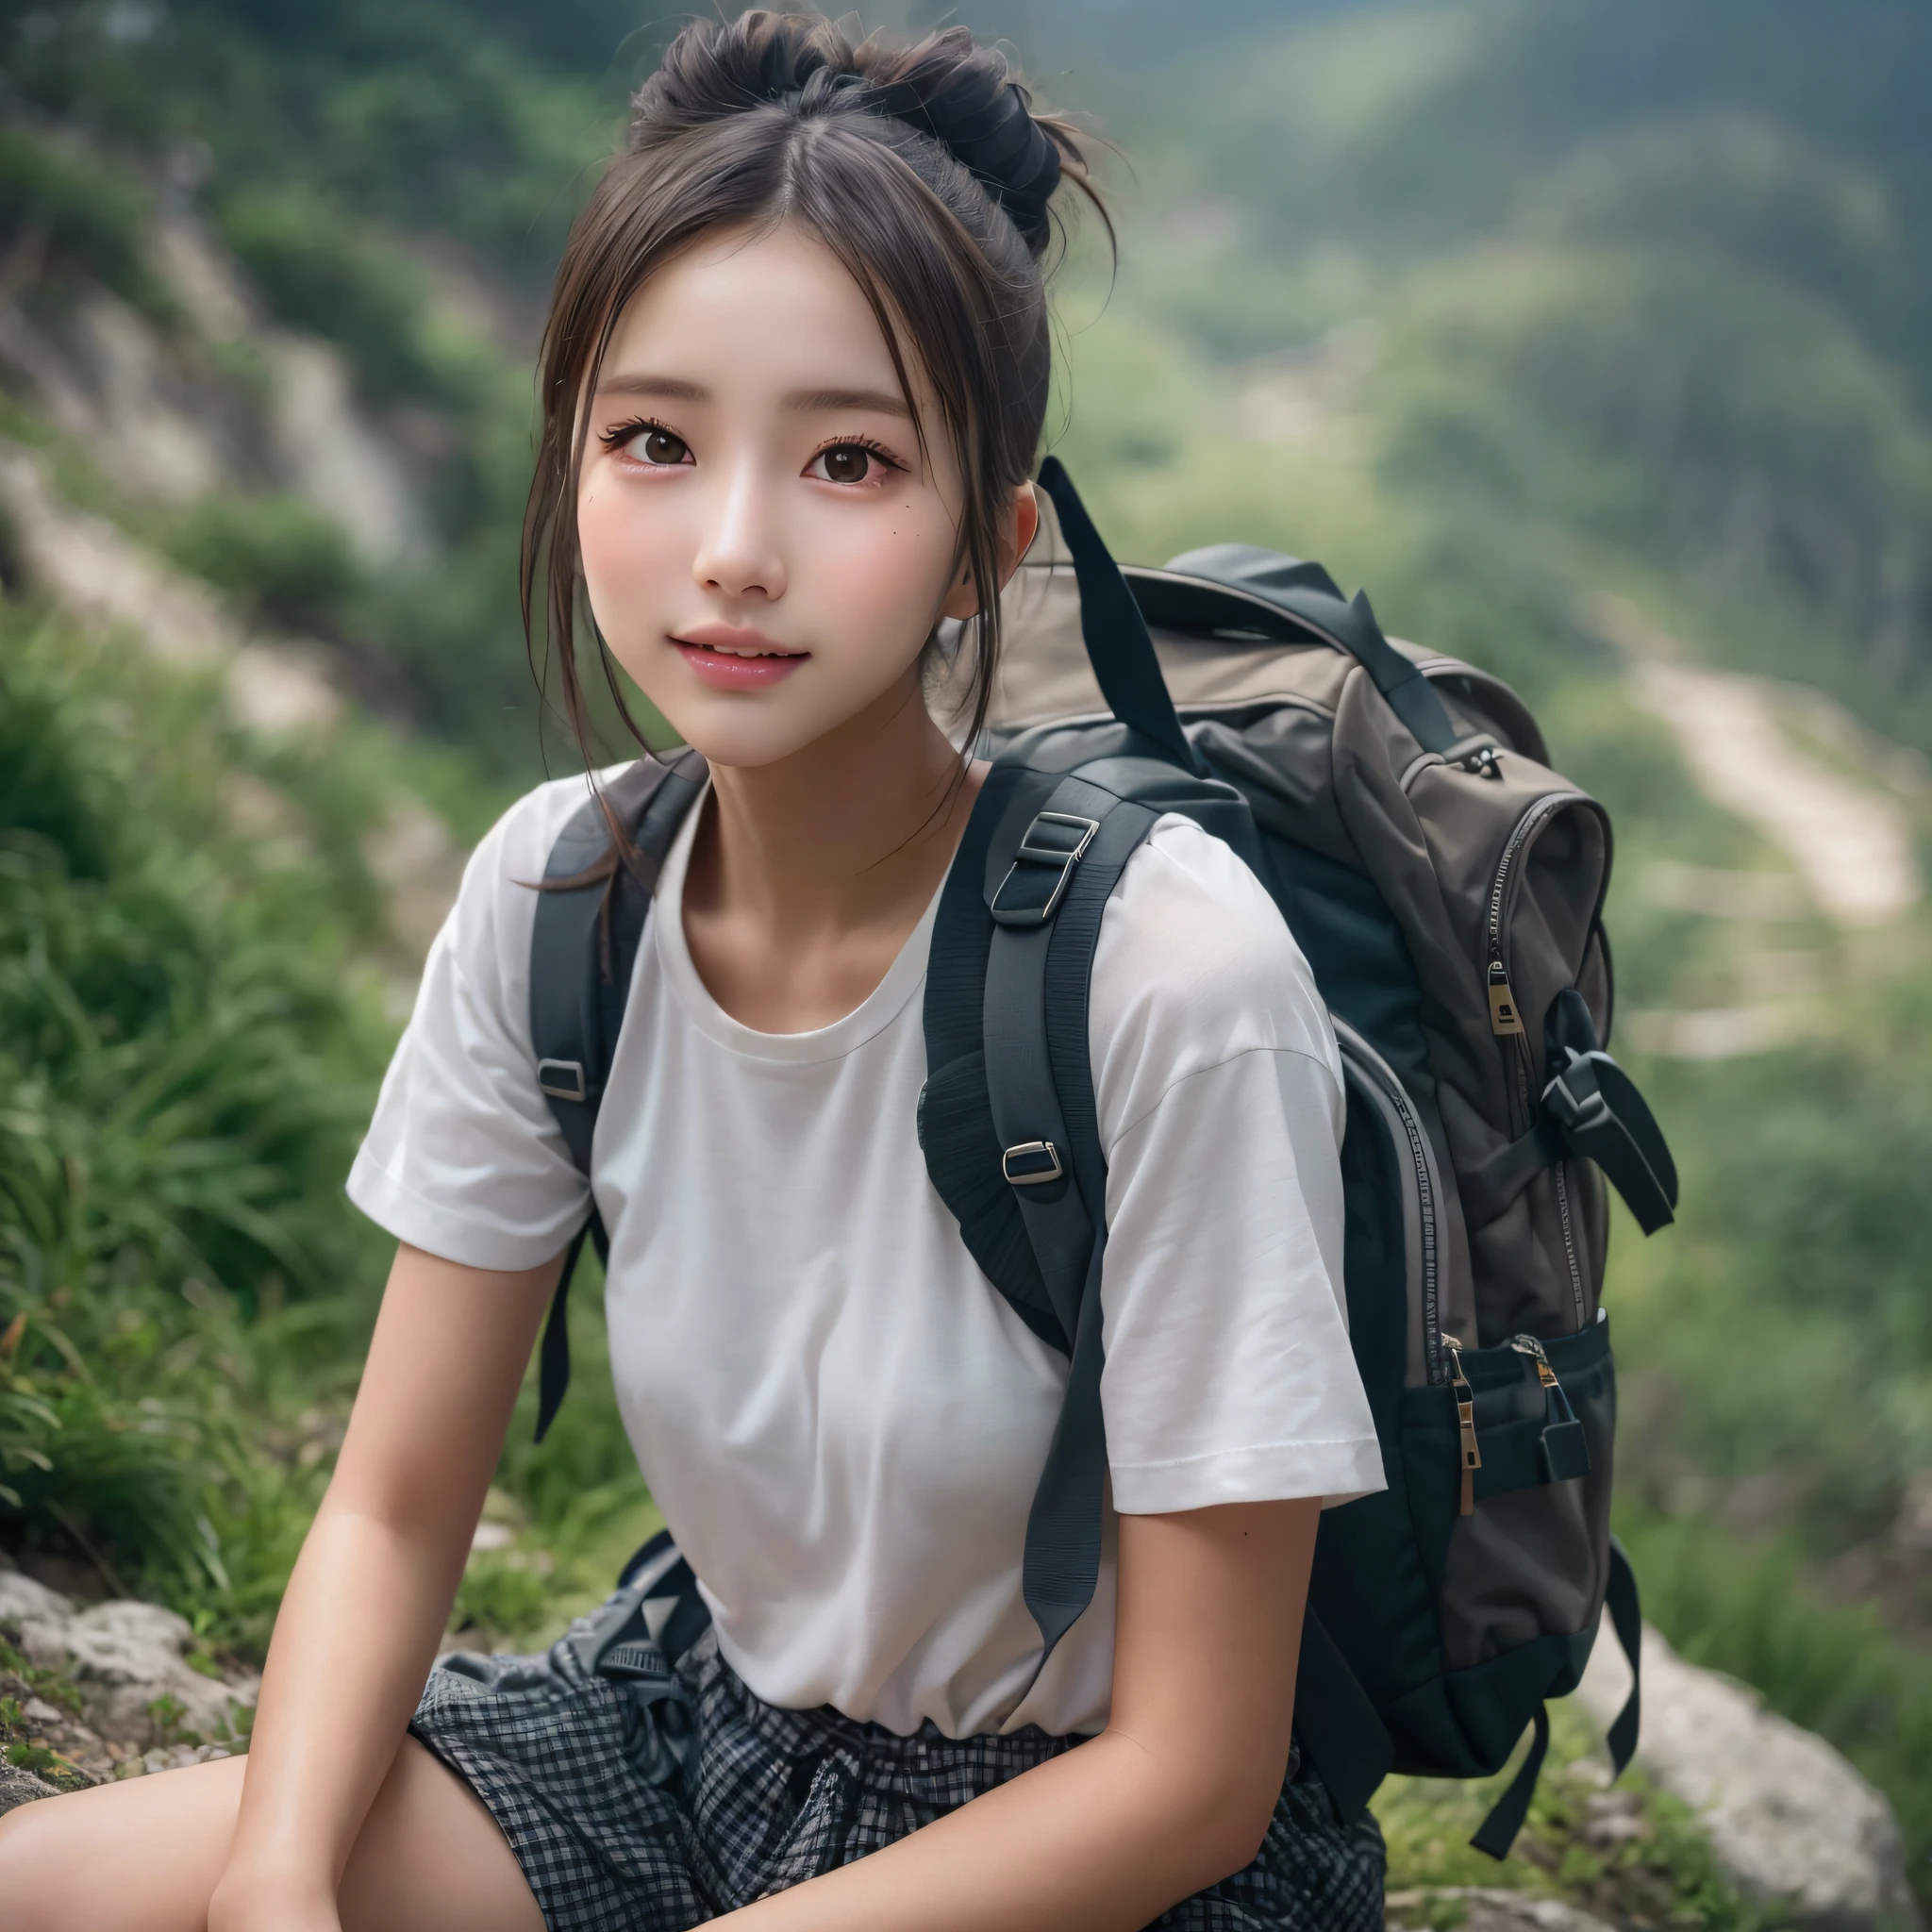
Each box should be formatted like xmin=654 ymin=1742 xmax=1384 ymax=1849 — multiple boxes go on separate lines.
xmin=725 ymin=1493 xmax=1321 ymax=1932
xmin=207 ymin=1241 xmax=560 ymax=1929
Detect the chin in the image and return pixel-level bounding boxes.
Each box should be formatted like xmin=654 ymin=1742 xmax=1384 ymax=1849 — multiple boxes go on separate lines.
xmin=642 ymin=693 xmax=846 ymax=772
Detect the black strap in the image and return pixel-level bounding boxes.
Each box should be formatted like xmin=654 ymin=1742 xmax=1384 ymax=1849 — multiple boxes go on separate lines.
xmin=1458 ymin=988 xmax=1677 ymax=1235
xmin=527 ymin=749 xmax=707 ymax=1441
xmin=1603 ymin=1535 xmax=1642 ymax=1776
xmin=1293 ymin=1608 xmax=1395 ymax=1824
xmin=1163 ymin=542 xmax=1459 ymax=756
xmin=980 ymin=776 xmax=1162 ymax=1653
xmin=1458 ymin=1116 xmax=1566 ymax=1228
xmin=1470 ymin=1702 xmax=1551 ymax=1860
xmin=1467 ymin=1538 xmax=1642 ymax=1859
xmin=1036 ymin=458 xmax=1201 ymax=774
xmin=1543 ymin=1051 xmax=1677 ymax=1235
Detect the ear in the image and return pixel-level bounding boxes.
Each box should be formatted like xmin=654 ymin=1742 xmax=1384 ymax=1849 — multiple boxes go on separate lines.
xmin=939 ymin=483 xmax=1041 ymax=622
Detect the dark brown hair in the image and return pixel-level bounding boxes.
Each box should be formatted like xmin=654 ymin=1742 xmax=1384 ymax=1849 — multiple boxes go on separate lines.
xmin=521 ymin=10 xmax=1103 ymax=782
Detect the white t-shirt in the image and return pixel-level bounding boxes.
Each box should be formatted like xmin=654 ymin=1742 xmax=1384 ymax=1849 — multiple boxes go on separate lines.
xmin=349 ymin=774 xmax=1383 ymax=1739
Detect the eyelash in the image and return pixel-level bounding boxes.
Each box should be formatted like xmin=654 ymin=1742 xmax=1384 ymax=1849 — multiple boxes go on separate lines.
xmin=597 ymin=417 xmax=907 ymax=482
xmin=808 ymin=434 xmax=905 ymax=481
xmin=600 ymin=415 xmax=685 ymax=458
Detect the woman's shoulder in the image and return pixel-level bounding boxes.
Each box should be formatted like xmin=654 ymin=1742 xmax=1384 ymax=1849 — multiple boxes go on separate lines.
xmin=1090 ymin=816 xmax=1339 ymax=1127
xmin=431 ymin=765 xmax=640 ymax=973
xmin=470 ymin=765 xmax=633 ymax=882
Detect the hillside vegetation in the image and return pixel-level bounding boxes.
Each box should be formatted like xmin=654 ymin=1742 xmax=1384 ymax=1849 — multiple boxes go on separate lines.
xmin=3 ymin=0 xmax=1930 ymax=1918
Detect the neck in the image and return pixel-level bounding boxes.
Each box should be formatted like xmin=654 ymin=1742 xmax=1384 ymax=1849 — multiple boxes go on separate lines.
xmin=691 ymin=668 xmax=979 ymax=941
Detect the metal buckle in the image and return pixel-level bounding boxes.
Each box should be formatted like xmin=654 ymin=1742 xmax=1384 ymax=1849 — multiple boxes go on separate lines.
xmin=538 ymin=1058 xmax=589 ymax=1103
xmin=1001 ymin=1141 xmax=1064 ymax=1186
xmin=989 ymin=812 xmax=1101 ymax=926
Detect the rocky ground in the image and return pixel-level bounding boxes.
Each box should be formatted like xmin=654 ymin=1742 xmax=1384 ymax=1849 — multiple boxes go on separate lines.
xmin=4 ymin=1540 xmax=1920 ymax=1931
xmin=0 ymin=1553 xmax=258 ymax=1814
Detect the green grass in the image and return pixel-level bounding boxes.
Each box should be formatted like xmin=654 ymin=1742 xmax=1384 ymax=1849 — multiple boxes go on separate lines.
xmin=1378 ymin=1698 xmax=1767 ymax=1931
xmin=1622 ymin=1510 xmax=1932 ymax=1917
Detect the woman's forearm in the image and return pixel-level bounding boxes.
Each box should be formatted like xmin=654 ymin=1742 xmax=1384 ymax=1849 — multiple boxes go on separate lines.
xmin=215 ymin=1503 xmax=475 ymax=1897
xmin=724 ymin=1720 xmax=1274 ymax=1932
xmin=211 ymin=1244 xmax=559 ymax=1916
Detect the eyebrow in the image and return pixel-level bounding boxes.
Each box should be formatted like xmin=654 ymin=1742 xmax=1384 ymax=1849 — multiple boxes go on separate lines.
xmin=592 ymin=374 xmax=911 ymax=420
xmin=594 ymin=374 xmax=708 ymax=402
xmin=783 ymin=385 xmax=912 ymax=420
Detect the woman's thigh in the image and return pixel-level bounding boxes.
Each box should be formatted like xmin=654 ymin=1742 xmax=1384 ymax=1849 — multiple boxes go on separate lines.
xmin=0 ymin=1735 xmax=543 ymax=1932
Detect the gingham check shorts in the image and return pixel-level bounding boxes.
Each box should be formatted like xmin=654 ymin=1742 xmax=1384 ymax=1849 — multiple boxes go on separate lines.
xmin=411 ymin=1623 xmax=1386 ymax=1930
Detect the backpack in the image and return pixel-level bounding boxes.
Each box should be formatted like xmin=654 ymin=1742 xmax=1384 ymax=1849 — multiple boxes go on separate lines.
xmin=525 ymin=458 xmax=1669 ymax=1857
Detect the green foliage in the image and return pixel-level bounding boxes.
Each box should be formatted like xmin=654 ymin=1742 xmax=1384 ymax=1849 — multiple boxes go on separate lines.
xmin=1623 ymin=1511 xmax=1932 ymax=1912
xmin=0 ymin=125 xmax=170 ymax=319
xmin=1378 ymin=1700 xmax=1763 ymax=1931
xmin=0 ymin=608 xmax=393 ymax=1624
xmin=217 ymin=188 xmax=498 ymax=410
xmin=1609 ymin=977 xmax=1932 ymax=1552
xmin=158 ymin=494 xmax=362 ymax=638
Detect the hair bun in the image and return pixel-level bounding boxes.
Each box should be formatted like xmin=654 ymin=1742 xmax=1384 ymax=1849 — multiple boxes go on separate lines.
xmin=862 ymin=30 xmax=1064 ymax=252
xmin=636 ymin=15 xmax=1074 ymax=257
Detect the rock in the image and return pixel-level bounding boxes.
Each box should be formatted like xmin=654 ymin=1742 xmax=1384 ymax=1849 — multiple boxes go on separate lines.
xmin=1385 ymin=1890 xmax=1616 ymax=1932
xmin=0 ymin=1764 xmax=61 ymax=1817
xmin=0 ymin=1569 xmax=75 ymax=1628
xmin=48 ymin=1601 xmax=258 ymax=1752
xmin=1579 ymin=1621 xmax=1922 ymax=1930
xmin=2 ymin=1575 xmax=258 ymax=1756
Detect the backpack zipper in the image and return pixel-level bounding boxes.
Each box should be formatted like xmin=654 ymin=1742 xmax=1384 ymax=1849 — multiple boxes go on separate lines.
xmin=1332 ymin=1020 xmax=1445 ymax=1386
xmin=1508 ymin=1334 xmax=1589 ymax=1480
xmin=1485 ymin=793 xmax=1592 ymax=1323
xmin=1507 ymin=1333 xmax=1558 ymax=1386
xmin=1443 ymin=1334 xmax=1480 ymax=1516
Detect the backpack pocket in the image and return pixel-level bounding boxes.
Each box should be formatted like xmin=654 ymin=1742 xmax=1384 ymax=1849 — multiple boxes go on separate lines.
xmin=1399 ymin=1315 xmax=1616 ymax=1674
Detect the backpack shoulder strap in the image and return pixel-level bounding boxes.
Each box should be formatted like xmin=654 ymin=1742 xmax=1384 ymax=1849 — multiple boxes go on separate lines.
xmin=527 ymin=747 xmax=707 ymax=1440
xmin=922 ymin=761 xmax=1163 ymax=1652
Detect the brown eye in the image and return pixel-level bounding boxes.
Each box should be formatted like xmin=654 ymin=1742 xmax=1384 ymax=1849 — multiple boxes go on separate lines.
xmin=630 ymin=426 xmax=689 ymax=466
xmin=816 ymin=444 xmax=874 ymax=484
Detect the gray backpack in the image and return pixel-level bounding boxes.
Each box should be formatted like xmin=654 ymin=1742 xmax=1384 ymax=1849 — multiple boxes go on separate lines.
xmin=526 ymin=459 xmax=1668 ymax=1854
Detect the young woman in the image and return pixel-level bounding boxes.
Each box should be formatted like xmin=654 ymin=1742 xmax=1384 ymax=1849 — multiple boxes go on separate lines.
xmin=0 ymin=15 xmax=1387 ymax=1929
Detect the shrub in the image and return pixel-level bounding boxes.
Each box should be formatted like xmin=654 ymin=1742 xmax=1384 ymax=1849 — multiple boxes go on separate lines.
xmin=160 ymin=494 xmax=362 ymax=638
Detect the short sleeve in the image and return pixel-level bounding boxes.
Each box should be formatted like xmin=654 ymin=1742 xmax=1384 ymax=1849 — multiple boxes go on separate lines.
xmin=1090 ymin=818 xmax=1385 ymax=1515
xmin=345 ymin=775 xmax=606 ymax=1271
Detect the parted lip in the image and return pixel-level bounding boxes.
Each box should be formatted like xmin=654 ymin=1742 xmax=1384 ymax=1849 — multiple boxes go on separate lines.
xmin=673 ymin=623 xmax=808 ymax=658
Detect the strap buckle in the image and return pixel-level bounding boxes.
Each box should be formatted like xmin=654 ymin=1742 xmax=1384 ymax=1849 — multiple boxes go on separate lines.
xmin=1001 ymin=1140 xmax=1064 ymax=1187
xmin=538 ymin=1058 xmax=589 ymax=1103
xmin=989 ymin=812 xmax=1100 ymax=927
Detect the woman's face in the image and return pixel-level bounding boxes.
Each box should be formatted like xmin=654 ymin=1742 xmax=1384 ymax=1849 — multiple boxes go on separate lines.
xmin=576 ymin=224 xmax=1026 ymax=769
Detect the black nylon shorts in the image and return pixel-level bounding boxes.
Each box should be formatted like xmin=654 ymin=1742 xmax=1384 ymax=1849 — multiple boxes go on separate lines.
xmin=410 ymin=1615 xmax=1385 ymax=1931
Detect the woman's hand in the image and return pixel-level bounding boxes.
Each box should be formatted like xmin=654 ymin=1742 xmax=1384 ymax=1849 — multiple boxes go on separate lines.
xmin=207 ymin=1862 xmax=341 ymax=1932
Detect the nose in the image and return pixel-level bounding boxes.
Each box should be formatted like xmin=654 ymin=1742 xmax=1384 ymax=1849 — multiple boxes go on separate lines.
xmin=691 ymin=459 xmax=787 ymax=603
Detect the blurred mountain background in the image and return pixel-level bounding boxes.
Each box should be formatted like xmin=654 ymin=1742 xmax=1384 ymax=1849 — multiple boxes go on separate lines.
xmin=1 ymin=0 xmax=1928 ymax=1917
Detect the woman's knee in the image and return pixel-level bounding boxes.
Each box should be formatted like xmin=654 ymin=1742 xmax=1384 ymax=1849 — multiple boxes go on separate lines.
xmin=0 ymin=1755 xmax=244 ymax=1932
xmin=0 ymin=1793 xmax=92 ymax=1931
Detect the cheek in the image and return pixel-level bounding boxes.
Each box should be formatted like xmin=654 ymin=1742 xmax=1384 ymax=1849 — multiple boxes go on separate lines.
xmin=807 ymin=497 xmax=958 ymax=659
xmin=576 ymin=478 xmax=681 ymax=640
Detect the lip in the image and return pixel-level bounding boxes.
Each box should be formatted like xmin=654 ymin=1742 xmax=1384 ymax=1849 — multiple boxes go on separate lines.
xmin=671 ymin=624 xmax=810 ymax=692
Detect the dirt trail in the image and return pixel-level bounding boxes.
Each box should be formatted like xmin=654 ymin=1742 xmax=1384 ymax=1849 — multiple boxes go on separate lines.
xmin=1591 ymin=594 xmax=1925 ymax=1057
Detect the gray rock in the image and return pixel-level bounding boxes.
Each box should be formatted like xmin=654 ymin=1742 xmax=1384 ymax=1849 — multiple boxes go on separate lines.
xmin=0 ymin=1764 xmax=61 ymax=1817
xmin=0 ymin=1569 xmax=75 ymax=1628
xmin=51 ymin=1601 xmax=258 ymax=1752
xmin=1579 ymin=1622 xmax=1922 ymax=1931
xmin=3 ymin=1577 xmax=258 ymax=1754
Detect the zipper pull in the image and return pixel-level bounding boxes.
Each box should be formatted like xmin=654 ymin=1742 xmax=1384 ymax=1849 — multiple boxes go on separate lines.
xmin=1443 ymin=1335 xmax=1481 ymax=1516
xmin=1488 ymin=959 xmax=1525 ymax=1037
xmin=1507 ymin=1333 xmax=1558 ymax=1389
xmin=1509 ymin=1335 xmax=1591 ymax=1483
